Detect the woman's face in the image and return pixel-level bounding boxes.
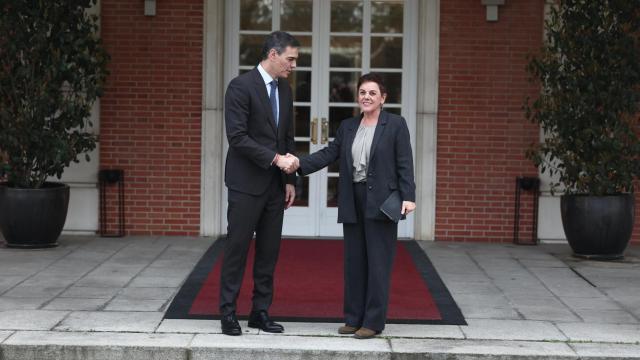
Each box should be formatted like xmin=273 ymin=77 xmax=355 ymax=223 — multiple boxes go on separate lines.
xmin=357 ymin=81 xmax=386 ymax=114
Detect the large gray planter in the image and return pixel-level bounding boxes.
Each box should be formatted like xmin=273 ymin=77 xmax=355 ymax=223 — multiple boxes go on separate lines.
xmin=560 ymin=194 xmax=634 ymax=260
xmin=0 ymin=182 xmax=69 ymax=248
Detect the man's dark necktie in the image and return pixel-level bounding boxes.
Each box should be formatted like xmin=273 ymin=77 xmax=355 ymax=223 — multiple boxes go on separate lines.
xmin=269 ymin=80 xmax=278 ymax=127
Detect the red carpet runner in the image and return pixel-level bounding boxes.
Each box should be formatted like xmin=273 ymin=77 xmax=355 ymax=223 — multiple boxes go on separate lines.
xmin=165 ymin=239 xmax=465 ymax=324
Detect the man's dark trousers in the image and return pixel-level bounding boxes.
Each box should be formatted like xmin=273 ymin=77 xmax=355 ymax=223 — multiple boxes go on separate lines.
xmin=219 ymin=170 xmax=285 ymax=315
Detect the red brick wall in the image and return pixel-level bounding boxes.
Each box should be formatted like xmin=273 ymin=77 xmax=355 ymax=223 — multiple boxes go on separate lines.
xmin=96 ymin=0 xmax=640 ymax=244
xmin=435 ymin=0 xmax=544 ymax=242
xmin=100 ymin=0 xmax=203 ymax=235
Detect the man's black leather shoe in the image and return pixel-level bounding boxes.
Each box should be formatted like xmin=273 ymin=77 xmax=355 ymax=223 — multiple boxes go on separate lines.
xmin=221 ymin=312 xmax=242 ymax=336
xmin=248 ymin=310 xmax=284 ymax=333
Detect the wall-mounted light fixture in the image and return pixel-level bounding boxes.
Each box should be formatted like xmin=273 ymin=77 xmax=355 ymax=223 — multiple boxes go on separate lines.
xmin=481 ymin=0 xmax=505 ymax=22
xmin=144 ymin=0 xmax=156 ymax=16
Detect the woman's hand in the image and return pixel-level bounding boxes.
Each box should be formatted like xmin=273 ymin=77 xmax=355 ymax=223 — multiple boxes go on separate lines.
xmin=401 ymin=201 xmax=416 ymax=215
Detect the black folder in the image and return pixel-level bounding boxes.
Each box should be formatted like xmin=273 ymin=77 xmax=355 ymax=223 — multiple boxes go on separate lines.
xmin=379 ymin=190 xmax=406 ymax=223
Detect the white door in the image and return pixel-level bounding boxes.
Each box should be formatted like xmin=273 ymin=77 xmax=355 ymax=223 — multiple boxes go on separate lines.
xmin=225 ymin=0 xmax=416 ymax=238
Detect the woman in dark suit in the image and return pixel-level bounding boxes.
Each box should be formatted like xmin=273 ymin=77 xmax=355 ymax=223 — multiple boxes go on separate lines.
xmin=298 ymin=73 xmax=416 ymax=339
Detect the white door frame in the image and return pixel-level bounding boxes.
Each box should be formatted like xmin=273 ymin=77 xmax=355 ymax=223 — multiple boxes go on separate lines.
xmin=201 ymin=0 xmax=439 ymax=240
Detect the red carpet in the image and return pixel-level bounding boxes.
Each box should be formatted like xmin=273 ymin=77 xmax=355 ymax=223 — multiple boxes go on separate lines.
xmin=165 ymin=239 xmax=465 ymax=324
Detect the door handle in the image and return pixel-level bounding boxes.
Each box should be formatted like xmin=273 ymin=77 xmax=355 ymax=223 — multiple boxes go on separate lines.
xmin=321 ymin=117 xmax=328 ymax=144
xmin=311 ymin=117 xmax=318 ymax=144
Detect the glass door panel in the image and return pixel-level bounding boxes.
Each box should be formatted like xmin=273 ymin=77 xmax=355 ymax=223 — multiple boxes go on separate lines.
xmin=240 ymin=0 xmax=272 ymax=30
xmin=371 ymin=1 xmax=403 ymax=33
xmin=281 ymin=0 xmax=313 ymax=32
xmin=329 ymin=72 xmax=360 ymax=102
xmin=293 ymin=35 xmax=313 ymax=67
xmin=330 ymin=1 xmax=363 ymax=32
xmin=370 ymin=37 xmax=403 ymax=68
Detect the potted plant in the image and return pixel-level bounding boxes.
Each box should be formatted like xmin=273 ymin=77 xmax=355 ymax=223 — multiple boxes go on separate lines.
xmin=525 ymin=0 xmax=640 ymax=259
xmin=0 ymin=0 xmax=109 ymax=248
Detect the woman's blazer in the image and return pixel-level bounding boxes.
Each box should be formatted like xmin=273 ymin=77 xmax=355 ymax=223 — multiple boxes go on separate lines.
xmin=299 ymin=111 xmax=415 ymax=223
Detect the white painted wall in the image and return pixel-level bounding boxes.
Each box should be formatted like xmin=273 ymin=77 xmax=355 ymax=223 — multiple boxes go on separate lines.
xmin=57 ymin=101 xmax=100 ymax=235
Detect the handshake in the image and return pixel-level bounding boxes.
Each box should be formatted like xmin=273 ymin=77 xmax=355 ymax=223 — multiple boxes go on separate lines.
xmin=276 ymin=153 xmax=299 ymax=174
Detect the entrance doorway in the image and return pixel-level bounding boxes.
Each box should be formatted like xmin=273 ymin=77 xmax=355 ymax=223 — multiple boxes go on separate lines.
xmin=224 ymin=0 xmax=417 ymax=237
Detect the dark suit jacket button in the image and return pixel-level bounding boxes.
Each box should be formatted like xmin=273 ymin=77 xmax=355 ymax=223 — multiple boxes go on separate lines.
xmin=368 ymin=173 xmax=373 ymax=176
xmin=368 ymin=186 xmax=372 ymax=190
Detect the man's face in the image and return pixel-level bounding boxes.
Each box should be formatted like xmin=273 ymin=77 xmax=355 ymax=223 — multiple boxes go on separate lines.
xmin=269 ymin=46 xmax=298 ymax=78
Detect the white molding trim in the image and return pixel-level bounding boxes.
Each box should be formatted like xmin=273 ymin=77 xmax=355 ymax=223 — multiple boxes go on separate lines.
xmin=219 ymin=0 xmax=240 ymax=236
xmin=200 ymin=0 xmax=225 ymax=236
xmin=61 ymin=1 xmax=103 ymax=234
xmin=536 ymin=0 xmax=566 ymax=242
xmin=414 ymin=0 xmax=439 ymax=240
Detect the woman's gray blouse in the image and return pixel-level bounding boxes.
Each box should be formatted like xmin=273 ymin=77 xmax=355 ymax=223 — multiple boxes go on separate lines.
xmin=351 ymin=123 xmax=376 ymax=183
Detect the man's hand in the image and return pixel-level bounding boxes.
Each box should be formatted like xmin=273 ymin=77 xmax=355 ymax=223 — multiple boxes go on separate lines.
xmin=285 ymin=184 xmax=296 ymax=209
xmin=284 ymin=153 xmax=299 ymax=174
xmin=276 ymin=153 xmax=299 ymax=174
xmin=401 ymin=201 xmax=416 ymax=215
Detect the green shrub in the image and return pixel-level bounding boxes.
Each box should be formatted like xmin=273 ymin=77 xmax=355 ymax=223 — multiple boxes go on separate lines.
xmin=0 ymin=0 xmax=109 ymax=188
xmin=525 ymin=0 xmax=640 ymax=195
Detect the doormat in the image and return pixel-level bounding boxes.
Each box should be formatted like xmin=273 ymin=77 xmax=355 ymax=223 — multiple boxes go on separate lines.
xmin=165 ymin=238 xmax=466 ymax=325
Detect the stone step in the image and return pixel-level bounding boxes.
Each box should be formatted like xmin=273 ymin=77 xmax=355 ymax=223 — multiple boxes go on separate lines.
xmin=2 ymin=331 xmax=640 ymax=360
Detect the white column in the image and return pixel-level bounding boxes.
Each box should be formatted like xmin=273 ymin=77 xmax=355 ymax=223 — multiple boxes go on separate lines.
xmin=200 ymin=0 xmax=226 ymax=236
xmin=414 ymin=0 xmax=440 ymax=240
xmin=60 ymin=0 xmax=103 ymax=234
xmin=537 ymin=0 xmax=566 ymax=242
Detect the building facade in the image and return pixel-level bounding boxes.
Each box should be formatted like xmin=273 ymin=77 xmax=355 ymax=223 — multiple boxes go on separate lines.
xmin=59 ymin=0 xmax=640 ymax=244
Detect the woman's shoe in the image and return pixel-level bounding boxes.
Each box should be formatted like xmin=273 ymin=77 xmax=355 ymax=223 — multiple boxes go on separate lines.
xmin=338 ymin=325 xmax=359 ymax=334
xmin=354 ymin=327 xmax=381 ymax=339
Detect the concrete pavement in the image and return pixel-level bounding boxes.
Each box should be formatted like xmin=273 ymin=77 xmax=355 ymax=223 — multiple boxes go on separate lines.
xmin=0 ymin=235 xmax=638 ymax=359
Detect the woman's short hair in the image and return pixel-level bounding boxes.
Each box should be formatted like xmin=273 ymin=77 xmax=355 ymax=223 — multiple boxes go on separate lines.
xmin=357 ymin=73 xmax=387 ymax=96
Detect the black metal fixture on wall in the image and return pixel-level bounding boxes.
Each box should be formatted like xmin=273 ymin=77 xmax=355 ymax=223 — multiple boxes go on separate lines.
xmin=513 ymin=176 xmax=540 ymax=245
xmin=99 ymin=169 xmax=125 ymax=237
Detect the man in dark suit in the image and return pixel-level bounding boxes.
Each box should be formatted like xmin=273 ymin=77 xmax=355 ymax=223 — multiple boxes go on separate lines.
xmin=219 ymin=31 xmax=300 ymax=336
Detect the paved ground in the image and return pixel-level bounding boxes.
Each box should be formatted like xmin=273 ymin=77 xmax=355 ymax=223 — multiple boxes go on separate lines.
xmin=0 ymin=235 xmax=639 ymax=359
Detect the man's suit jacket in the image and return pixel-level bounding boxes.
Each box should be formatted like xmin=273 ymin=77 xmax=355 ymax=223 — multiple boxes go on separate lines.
xmin=224 ymin=68 xmax=296 ymax=195
xmin=299 ymin=111 xmax=415 ymax=223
